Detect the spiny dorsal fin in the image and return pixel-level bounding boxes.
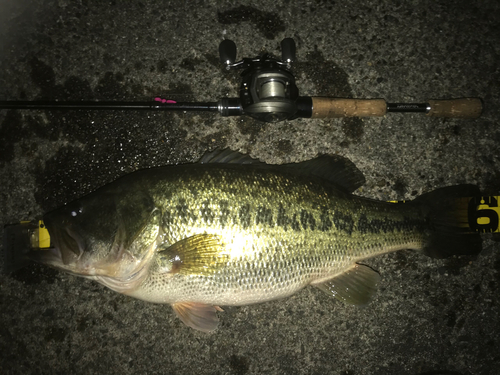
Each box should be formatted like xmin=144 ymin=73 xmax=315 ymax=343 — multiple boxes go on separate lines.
xmin=156 ymin=234 xmax=229 ymax=276
xmin=199 ymin=149 xmax=365 ymax=193
xmin=199 ymin=148 xmax=263 ymax=165
xmin=313 ymin=264 xmax=380 ymax=306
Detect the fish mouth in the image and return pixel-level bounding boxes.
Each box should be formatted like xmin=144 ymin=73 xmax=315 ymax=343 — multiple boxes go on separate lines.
xmin=42 ymin=220 xmax=85 ymax=266
xmin=41 ymin=217 xmax=149 ymax=281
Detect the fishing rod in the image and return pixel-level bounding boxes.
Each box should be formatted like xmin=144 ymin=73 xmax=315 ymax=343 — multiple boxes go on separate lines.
xmin=0 ymin=38 xmax=482 ymax=122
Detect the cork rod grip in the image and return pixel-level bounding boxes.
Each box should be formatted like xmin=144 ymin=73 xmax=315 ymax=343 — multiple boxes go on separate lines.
xmin=427 ymin=98 xmax=482 ymax=118
xmin=311 ymin=98 xmax=387 ymax=118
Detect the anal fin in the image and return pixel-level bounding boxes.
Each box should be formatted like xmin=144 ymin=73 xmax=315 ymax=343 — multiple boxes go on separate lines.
xmin=314 ymin=264 xmax=380 ymax=306
xmin=172 ymin=302 xmax=220 ymax=332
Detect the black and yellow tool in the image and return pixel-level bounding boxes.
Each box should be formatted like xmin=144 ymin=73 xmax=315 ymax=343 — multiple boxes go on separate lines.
xmin=3 ymin=220 xmax=52 ymax=251
xmin=465 ymin=196 xmax=499 ymax=233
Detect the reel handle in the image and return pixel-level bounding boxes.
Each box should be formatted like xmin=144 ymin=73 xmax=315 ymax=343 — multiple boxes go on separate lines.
xmin=310 ymin=97 xmax=482 ymax=119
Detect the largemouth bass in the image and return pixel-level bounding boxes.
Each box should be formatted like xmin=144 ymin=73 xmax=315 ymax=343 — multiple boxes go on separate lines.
xmin=3 ymin=149 xmax=482 ymax=332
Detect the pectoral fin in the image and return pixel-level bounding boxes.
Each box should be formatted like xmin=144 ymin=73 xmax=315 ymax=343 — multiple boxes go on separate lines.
xmin=314 ymin=264 xmax=380 ymax=306
xmin=172 ymin=302 xmax=220 ymax=332
xmin=156 ymin=234 xmax=229 ymax=276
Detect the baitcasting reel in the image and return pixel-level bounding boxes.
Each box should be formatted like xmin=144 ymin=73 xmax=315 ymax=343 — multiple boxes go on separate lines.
xmin=217 ymin=38 xmax=301 ymax=122
xmin=0 ymin=38 xmax=483 ymax=121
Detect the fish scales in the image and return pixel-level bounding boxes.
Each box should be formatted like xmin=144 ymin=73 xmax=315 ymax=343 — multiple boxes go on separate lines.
xmin=127 ymin=164 xmax=427 ymax=306
xmin=6 ymin=150 xmax=481 ymax=332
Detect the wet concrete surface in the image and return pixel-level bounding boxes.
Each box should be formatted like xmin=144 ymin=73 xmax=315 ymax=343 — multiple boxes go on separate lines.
xmin=0 ymin=1 xmax=499 ymax=374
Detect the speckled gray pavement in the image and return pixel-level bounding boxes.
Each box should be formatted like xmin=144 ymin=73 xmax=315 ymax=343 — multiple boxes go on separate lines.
xmin=1 ymin=1 xmax=499 ymax=374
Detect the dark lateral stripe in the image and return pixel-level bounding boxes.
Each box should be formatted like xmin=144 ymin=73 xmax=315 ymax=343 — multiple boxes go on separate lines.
xmin=176 ymin=198 xmax=197 ymax=224
xmin=201 ymin=200 xmax=214 ymax=224
xmin=333 ymin=211 xmax=355 ymax=236
xmin=239 ymin=204 xmax=251 ymax=229
xmin=357 ymin=213 xmax=426 ymax=234
xmin=319 ymin=208 xmax=333 ymax=231
xmin=219 ymin=200 xmax=230 ymax=228
xmin=277 ymin=204 xmax=289 ymax=230
xmin=165 ymin=199 xmax=425 ymax=235
xmin=300 ymin=210 xmax=316 ymax=231
xmin=256 ymin=206 xmax=274 ymax=227
xmin=291 ymin=213 xmax=301 ymax=231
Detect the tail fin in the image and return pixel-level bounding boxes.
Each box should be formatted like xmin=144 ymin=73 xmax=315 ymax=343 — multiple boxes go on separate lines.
xmin=413 ymin=185 xmax=482 ymax=259
xmin=1 ymin=222 xmax=37 ymax=274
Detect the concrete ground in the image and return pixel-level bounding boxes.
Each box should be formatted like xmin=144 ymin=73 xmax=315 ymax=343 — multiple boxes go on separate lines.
xmin=1 ymin=1 xmax=499 ymax=374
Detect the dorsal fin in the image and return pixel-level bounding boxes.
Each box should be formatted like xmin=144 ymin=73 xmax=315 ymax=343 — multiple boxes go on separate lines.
xmin=199 ymin=149 xmax=365 ymax=193
xmin=199 ymin=148 xmax=263 ymax=165
xmin=282 ymin=154 xmax=365 ymax=193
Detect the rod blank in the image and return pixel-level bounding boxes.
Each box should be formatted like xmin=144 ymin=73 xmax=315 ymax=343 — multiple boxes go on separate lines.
xmin=0 ymin=100 xmax=219 ymax=111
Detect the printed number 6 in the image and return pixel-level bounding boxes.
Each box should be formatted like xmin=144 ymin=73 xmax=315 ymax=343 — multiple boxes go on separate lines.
xmin=468 ymin=197 xmax=499 ymax=233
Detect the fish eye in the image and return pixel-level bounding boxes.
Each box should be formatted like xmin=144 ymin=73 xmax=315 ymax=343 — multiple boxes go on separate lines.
xmin=69 ymin=205 xmax=84 ymax=217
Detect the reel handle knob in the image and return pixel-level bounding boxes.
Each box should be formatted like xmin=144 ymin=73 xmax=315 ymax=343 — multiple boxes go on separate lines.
xmin=281 ymin=38 xmax=296 ymax=65
xmin=219 ymin=39 xmax=237 ymax=66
